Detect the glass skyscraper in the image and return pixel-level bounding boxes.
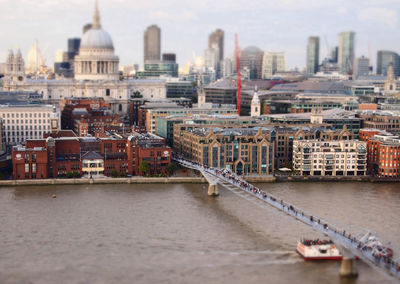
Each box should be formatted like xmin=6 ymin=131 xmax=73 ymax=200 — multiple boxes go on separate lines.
xmin=306 ymin=36 xmax=320 ymax=75
xmin=338 ymin=31 xmax=355 ymax=75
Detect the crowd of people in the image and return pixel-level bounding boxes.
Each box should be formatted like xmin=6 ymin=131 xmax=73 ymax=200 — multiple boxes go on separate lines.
xmin=173 ymin=155 xmax=400 ymax=274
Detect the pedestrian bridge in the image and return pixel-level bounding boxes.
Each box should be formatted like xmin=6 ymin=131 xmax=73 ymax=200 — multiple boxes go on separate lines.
xmin=174 ymin=157 xmax=400 ymax=281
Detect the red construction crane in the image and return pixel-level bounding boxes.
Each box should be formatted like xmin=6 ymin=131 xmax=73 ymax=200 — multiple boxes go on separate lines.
xmin=235 ymin=34 xmax=241 ymax=115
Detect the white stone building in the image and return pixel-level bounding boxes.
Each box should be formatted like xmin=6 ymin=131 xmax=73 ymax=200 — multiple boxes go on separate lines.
xmin=293 ymin=140 xmax=367 ymax=176
xmin=0 ymin=104 xmax=59 ymax=145
xmin=250 ymin=87 xmax=260 ymax=117
xmin=2 ymin=1 xmax=166 ymax=115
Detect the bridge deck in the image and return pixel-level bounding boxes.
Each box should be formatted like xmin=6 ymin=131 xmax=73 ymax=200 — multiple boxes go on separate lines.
xmin=175 ymin=157 xmax=400 ymax=281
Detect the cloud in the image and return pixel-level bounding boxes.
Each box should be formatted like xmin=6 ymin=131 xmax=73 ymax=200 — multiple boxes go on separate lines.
xmin=358 ymin=7 xmax=398 ymax=28
xmin=149 ymin=10 xmax=197 ymax=21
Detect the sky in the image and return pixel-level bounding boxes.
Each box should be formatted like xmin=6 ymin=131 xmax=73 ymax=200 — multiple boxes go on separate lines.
xmin=0 ymin=0 xmax=399 ymax=71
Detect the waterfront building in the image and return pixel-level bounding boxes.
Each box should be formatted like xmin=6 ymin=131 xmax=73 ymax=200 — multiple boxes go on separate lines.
xmin=240 ymin=46 xmax=264 ymax=80
xmin=377 ymin=50 xmax=400 ymax=76
xmin=274 ymin=126 xmax=353 ymax=169
xmin=177 ymin=126 xmax=274 ymax=175
xmin=354 ymin=56 xmax=370 ymax=78
xmin=12 ymin=132 xmax=171 ymax=179
xmin=306 ymin=36 xmax=319 ymax=75
xmin=293 ymin=140 xmax=367 ymax=176
xmin=338 ymin=31 xmax=355 ymax=74
xmin=144 ymin=25 xmax=161 ymax=63
xmin=359 ymin=129 xmax=400 ymax=177
xmin=0 ymin=104 xmax=59 ymax=146
xmin=262 ymin=52 xmax=286 ymax=79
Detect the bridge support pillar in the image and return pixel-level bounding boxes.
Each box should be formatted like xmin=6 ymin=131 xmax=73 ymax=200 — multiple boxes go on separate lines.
xmin=208 ymin=184 xmax=219 ymax=196
xmin=340 ymin=257 xmax=358 ymax=278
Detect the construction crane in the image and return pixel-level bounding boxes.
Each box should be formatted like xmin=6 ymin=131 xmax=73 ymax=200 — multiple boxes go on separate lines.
xmin=235 ymin=34 xmax=241 ymax=115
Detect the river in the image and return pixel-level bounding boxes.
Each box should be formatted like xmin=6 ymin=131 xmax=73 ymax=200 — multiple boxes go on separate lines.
xmin=0 ymin=182 xmax=399 ymax=284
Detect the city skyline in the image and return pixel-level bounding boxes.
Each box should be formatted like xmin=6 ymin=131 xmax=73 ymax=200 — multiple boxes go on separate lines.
xmin=0 ymin=0 xmax=399 ymax=70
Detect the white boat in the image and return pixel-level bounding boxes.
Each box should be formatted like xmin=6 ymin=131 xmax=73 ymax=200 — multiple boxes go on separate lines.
xmin=297 ymin=239 xmax=342 ymax=260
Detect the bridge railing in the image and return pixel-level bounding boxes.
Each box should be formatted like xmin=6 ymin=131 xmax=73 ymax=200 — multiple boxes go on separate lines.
xmin=173 ymin=156 xmax=400 ymax=280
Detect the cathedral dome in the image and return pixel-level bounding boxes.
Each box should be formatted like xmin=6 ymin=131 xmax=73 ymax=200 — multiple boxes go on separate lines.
xmin=80 ymin=28 xmax=114 ymax=49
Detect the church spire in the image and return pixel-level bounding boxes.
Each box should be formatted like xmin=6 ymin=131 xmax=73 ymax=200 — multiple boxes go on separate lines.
xmin=93 ymin=0 xmax=101 ymax=29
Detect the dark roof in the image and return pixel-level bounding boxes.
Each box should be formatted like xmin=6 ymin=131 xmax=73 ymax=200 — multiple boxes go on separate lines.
xmin=81 ymin=151 xmax=103 ymax=160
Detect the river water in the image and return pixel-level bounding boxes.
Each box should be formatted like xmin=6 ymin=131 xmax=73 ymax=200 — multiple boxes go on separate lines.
xmin=0 ymin=182 xmax=399 ymax=284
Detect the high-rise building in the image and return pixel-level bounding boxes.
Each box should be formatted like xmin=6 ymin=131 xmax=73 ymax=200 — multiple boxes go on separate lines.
xmin=354 ymin=56 xmax=370 ymax=78
xmin=144 ymin=25 xmax=161 ymax=63
xmin=222 ymin=58 xmax=233 ymax=77
xmin=338 ymin=31 xmax=355 ymax=75
xmin=162 ymin=53 xmax=176 ymax=62
xmin=306 ymin=36 xmax=319 ymax=75
xmin=239 ymin=46 xmax=264 ymax=80
xmin=83 ymin=23 xmax=92 ymax=34
xmin=68 ymin=38 xmax=81 ymax=54
xmin=330 ymin=46 xmax=338 ymax=63
xmin=377 ymin=50 xmax=400 ymax=77
xmin=204 ymin=47 xmax=218 ymax=71
xmin=261 ymin=52 xmax=285 ymax=79
xmin=55 ymin=50 xmax=64 ymax=63
xmin=208 ymin=29 xmax=224 ymax=62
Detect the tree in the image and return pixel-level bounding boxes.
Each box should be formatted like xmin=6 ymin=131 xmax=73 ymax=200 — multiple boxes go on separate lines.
xmin=110 ymin=169 xmax=118 ymax=178
xmin=132 ymin=91 xmax=143 ymax=98
xmin=138 ymin=161 xmax=150 ymax=176
xmin=166 ymin=162 xmax=178 ymax=176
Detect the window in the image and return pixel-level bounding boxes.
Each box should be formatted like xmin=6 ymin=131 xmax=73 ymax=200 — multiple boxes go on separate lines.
xmin=32 ymin=164 xmax=36 ymax=173
xmin=25 ymin=163 xmax=29 ymax=173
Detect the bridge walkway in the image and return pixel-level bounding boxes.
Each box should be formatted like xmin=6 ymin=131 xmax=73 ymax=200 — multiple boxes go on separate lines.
xmin=174 ymin=157 xmax=400 ymax=281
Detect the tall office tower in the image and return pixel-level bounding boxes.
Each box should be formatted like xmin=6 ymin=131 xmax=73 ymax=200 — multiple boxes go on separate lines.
xmin=306 ymin=36 xmax=320 ymax=75
xmin=222 ymin=58 xmax=233 ymax=77
xmin=68 ymin=38 xmax=81 ymax=54
xmin=377 ymin=50 xmax=400 ymax=76
xmin=55 ymin=50 xmax=64 ymax=63
xmin=83 ymin=23 xmax=92 ymax=34
xmin=261 ymin=52 xmax=286 ymax=79
xmin=208 ymin=29 xmax=224 ymax=62
xmin=144 ymin=25 xmax=161 ymax=63
xmin=354 ymin=56 xmax=370 ymax=78
xmin=330 ymin=47 xmax=338 ymax=63
xmin=204 ymin=47 xmax=218 ymax=70
xmin=239 ymin=46 xmax=264 ymax=80
xmin=338 ymin=31 xmax=355 ymax=74
xmin=162 ymin=53 xmax=176 ymax=62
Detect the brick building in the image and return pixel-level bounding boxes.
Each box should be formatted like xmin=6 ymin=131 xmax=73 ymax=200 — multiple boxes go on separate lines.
xmin=74 ymin=109 xmax=122 ymax=136
xmin=175 ymin=126 xmax=274 ymax=175
xmin=359 ymin=129 xmax=400 ymax=177
xmin=12 ymin=132 xmax=171 ymax=179
xmin=358 ymin=111 xmax=400 ymax=131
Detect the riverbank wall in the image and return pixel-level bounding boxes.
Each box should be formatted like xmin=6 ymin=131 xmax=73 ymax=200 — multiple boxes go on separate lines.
xmin=0 ymin=177 xmax=207 ymax=187
xmin=0 ymin=175 xmax=398 ymax=187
